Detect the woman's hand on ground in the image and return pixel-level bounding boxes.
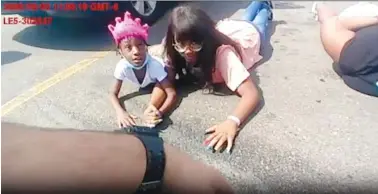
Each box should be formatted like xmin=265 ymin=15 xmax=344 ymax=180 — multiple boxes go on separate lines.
xmin=143 ymin=104 xmax=163 ymax=126
xmin=117 ymin=111 xmax=137 ymax=128
xmin=204 ymin=120 xmax=239 ymax=153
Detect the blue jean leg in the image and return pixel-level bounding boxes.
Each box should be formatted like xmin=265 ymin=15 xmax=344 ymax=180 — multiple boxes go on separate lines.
xmin=252 ymin=7 xmax=270 ymax=42
xmin=243 ymin=1 xmax=263 ymax=21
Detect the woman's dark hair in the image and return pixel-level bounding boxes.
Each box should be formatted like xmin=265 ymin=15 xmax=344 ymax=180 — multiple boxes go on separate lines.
xmin=163 ymin=5 xmax=242 ymax=90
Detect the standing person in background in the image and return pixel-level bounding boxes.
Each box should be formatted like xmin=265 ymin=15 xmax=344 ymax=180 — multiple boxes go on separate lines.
xmin=2 ymin=122 xmax=234 ymax=194
xmin=312 ymin=2 xmax=378 ymax=97
xmin=154 ymin=2 xmax=273 ymax=153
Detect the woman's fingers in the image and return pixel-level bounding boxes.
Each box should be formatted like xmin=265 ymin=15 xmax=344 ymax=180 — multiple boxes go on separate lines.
xmin=145 ymin=105 xmax=159 ymax=116
xmin=129 ymin=114 xmax=138 ymax=119
xmin=214 ymin=134 xmax=227 ymax=151
xmin=226 ymin=135 xmax=234 ymax=153
xmin=129 ymin=120 xmax=136 ymax=126
xmin=126 ymin=116 xmax=136 ymax=125
xmin=151 ymin=118 xmax=163 ymax=125
xmin=120 ymin=120 xmax=129 ymax=128
xmin=145 ymin=115 xmax=161 ymax=124
xmin=148 ymin=104 xmax=159 ymax=111
xmin=205 ymin=125 xmax=217 ymax=133
xmin=120 ymin=118 xmax=132 ymax=127
xmin=207 ymin=133 xmax=223 ymax=148
xmin=146 ymin=112 xmax=158 ymax=117
xmin=205 ymin=131 xmax=217 ymax=143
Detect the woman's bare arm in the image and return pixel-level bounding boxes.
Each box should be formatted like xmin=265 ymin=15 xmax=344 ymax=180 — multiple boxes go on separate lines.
xmin=157 ymin=78 xmax=177 ymax=115
xmin=232 ymin=78 xmax=260 ymax=125
xmin=109 ymin=79 xmax=127 ymax=114
xmin=1 ymin=122 xmax=234 ymax=194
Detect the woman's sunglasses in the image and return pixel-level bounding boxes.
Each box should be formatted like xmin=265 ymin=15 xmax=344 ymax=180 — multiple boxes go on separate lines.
xmin=173 ymin=40 xmax=203 ymax=53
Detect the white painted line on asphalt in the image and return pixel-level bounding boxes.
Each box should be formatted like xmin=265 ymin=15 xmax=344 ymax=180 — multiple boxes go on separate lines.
xmin=1 ymin=51 xmax=110 ymax=116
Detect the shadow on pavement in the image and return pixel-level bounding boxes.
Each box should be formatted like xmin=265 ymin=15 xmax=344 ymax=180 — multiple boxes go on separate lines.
xmin=12 ymin=18 xmax=113 ymax=52
xmin=1 ymin=51 xmax=31 ymax=65
xmin=273 ymin=2 xmax=305 ymax=9
xmin=168 ymin=69 xmax=264 ymax=137
xmin=230 ymin=20 xmax=288 ymax=133
xmin=255 ymin=20 xmax=287 ymax=68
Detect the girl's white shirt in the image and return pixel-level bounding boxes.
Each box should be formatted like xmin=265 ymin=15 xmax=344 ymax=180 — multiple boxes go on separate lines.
xmin=113 ymin=54 xmax=168 ymax=88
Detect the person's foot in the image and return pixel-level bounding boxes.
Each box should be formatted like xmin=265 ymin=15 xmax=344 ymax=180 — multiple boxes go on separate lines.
xmin=311 ymin=1 xmax=326 ymax=21
xmin=268 ymin=10 xmax=273 ymax=21
xmin=267 ymin=1 xmax=273 ymax=9
xmin=263 ymin=1 xmax=274 ymax=20
xmin=312 ymin=2 xmax=319 ymax=21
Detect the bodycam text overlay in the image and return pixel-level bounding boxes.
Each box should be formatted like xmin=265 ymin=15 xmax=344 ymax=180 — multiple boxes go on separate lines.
xmin=3 ymin=16 xmax=52 ymax=25
xmin=3 ymin=2 xmax=119 ymax=25
xmin=3 ymin=2 xmax=119 ymax=12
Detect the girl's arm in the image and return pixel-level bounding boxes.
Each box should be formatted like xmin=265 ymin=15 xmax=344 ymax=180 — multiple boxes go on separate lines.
xmin=2 ymin=122 xmax=234 ymax=194
xmin=109 ymin=79 xmax=126 ymax=114
xmin=232 ymin=78 xmax=260 ymax=125
xmin=148 ymin=63 xmax=177 ymax=115
xmin=216 ymin=46 xmax=261 ymax=126
xmin=204 ymin=47 xmax=261 ymax=152
xmin=157 ymin=78 xmax=177 ymax=115
xmin=165 ymin=64 xmax=177 ymax=84
xmin=110 ymin=79 xmax=137 ymax=127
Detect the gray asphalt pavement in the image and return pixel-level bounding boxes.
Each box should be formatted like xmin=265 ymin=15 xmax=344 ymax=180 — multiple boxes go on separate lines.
xmin=2 ymin=1 xmax=378 ymax=193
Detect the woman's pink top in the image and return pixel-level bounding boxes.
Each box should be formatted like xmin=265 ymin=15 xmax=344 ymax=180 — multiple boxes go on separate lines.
xmin=163 ymin=19 xmax=262 ymax=91
xmin=212 ymin=19 xmax=262 ymax=91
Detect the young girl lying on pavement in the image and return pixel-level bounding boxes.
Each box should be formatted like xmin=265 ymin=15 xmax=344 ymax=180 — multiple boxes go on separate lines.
xmin=155 ymin=1 xmax=273 ymax=153
xmin=108 ymin=12 xmax=176 ymax=128
xmin=312 ymin=2 xmax=378 ymax=97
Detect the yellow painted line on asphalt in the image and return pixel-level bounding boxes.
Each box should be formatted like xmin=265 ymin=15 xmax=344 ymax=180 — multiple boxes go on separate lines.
xmin=1 ymin=51 xmax=110 ymax=116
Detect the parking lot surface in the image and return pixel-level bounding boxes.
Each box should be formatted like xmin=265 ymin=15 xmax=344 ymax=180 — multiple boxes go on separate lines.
xmin=2 ymin=1 xmax=378 ymax=193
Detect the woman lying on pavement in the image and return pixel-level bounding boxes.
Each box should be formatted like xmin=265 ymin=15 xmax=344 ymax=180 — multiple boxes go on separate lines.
xmin=152 ymin=1 xmax=273 ymax=153
xmin=312 ymin=2 xmax=378 ymax=97
xmin=2 ymin=122 xmax=234 ymax=194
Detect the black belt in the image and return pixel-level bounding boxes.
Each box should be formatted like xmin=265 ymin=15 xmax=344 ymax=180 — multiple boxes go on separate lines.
xmin=121 ymin=126 xmax=166 ymax=194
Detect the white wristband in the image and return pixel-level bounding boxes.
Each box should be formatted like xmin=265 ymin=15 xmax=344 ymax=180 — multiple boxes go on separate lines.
xmin=227 ymin=115 xmax=241 ymax=127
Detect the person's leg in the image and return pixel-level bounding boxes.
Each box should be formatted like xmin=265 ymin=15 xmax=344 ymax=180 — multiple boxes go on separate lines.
xmin=318 ymin=16 xmax=355 ymax=62
xmin=338 ymin=16 xmax=378 ymax=32
xmin=315 ymin=3 xmax=378 ymax=62
xmin=251 ymin=6 xmax=270 ymax=42
xmin=243 ymin=1 xmax=273 ymax=22
xmin=316 ymin=3 xmax=378 ymax=30
xmin=243 ymin=1 xmax=263 ymax=22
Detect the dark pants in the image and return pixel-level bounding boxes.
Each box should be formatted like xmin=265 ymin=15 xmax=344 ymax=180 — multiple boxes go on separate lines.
xmin=335 ymin=25 xmax=378 ymax=97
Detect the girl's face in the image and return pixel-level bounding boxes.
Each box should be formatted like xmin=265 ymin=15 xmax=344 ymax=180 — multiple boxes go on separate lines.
xmin=173 ymin=38 xmax=202 ymax=64
xmin=119 ymin=37 xmax=147 ymax=66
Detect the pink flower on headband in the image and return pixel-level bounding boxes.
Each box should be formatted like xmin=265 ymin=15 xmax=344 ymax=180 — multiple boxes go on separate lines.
xmin=108 ymin=11 xmax=149 ymax=45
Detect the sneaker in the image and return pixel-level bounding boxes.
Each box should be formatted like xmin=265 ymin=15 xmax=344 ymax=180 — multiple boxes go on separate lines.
xmin=311 ymin=2 xmax=323 ymax=21
xmin=267 ymin=1 xmax=273 ymax=9
xmin=268 ymin=10 xmax=274 ymax=21
xmin=263 ymin=1 xmax=274 ymax=20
